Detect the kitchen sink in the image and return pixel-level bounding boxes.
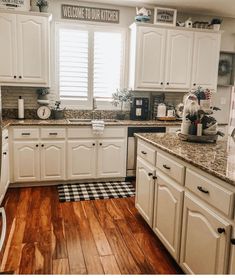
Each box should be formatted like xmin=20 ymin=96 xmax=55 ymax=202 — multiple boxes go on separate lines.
xmin=68 ymin=119 xmax=120 ymax=123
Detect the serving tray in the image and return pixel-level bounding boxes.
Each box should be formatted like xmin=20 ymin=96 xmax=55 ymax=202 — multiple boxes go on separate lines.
xmin=178 ymin=133 xmax=218 ymax=143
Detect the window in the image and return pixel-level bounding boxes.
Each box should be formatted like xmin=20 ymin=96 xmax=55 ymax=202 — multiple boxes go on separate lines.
xmin=57 ymin=24 xmax=125 ymax=109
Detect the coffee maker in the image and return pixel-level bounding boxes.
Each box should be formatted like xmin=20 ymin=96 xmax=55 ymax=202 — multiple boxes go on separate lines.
xmin=130 ymin=97 xmax=149 ymax=120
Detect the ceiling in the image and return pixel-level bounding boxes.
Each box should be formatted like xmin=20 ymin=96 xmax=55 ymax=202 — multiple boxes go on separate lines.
xmin=83 ymin=0 xmax=235 ymax=18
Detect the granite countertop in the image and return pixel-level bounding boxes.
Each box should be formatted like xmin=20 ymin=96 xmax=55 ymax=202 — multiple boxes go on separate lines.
xmin=135 ymin=133 xmax=235 ymax=186
xmin=1 ymin=118 xmax=182 ymax=129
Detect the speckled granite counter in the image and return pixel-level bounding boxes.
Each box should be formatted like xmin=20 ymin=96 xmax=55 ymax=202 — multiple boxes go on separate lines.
xmin=1 ymin=118 xmax=182 ymax=129
xmin=135 ymin=133 xmax=235 ymax=186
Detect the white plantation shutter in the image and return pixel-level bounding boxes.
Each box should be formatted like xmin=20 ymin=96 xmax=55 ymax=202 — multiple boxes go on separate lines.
xmin=94 ymin=32 xmax=122 ymax=99
xmin=59 ymin=28 xmax=89 ymax=100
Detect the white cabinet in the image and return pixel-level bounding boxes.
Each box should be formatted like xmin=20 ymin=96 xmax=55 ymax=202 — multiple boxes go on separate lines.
xmin=192 ymin=32 xmax=221 ymax=90
xmin=0 ymin=11 xmax=51 ymax=86
xmin=13 ymin=141 xmax=40 ymax=182
xmin=153 ymin=171 xmax=184 ymax=261
xmin=40 ymin=142 xmax=65 ymax=181
xmin=165 ymin=30 xmax=193 ymax=90
xmin=136 ymin=157 xmax=155 ymax=227
xmin=97 ymin=139 xmax=126 ymax=178
xmin=0 ymin=144 xmax=10 ymax=204
xmin=67 ymin=140 xmax=96 ymax=180
xmin=180 ymin=193 xmax=231 ymax=274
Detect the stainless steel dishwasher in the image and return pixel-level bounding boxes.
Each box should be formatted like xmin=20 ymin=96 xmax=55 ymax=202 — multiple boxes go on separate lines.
xmin=127 ymin=126 xmax=166 ymax=177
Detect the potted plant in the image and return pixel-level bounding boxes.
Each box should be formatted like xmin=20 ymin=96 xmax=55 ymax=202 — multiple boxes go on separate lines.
xmin=36 ymin=87 xmax=50 ymax=105
xmin=210 ymin=18 xmax=222 ymax=31
xmin=36 ymin=0 xmax=48 ymax=12
xmin=112 ymin=89 xmax=133 ymax=120
xmin=52 ymin=101 xmax=65 ymax=119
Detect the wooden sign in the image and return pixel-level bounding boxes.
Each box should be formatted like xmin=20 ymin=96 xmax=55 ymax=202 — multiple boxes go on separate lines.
xmin=61 ymin=4 xmax=120 ymax=24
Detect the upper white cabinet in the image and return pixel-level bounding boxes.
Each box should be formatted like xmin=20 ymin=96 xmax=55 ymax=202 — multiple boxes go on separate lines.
xmin=0 ymin=11 xmax=51 ymax=87
xmin=192 ymin=32 xmax=221 ymax=90
xmin=131 ymin=26 xmax=166 ymax=89
xmin=165 ymin=30 xmax=193 ymax=90
xmin=129 ymin=23 xmax=221 ymax=92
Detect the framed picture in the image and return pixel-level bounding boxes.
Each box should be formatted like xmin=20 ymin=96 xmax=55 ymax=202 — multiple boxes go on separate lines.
xmin=0 ymin=0 xmax=30 ymax=11
xmin=154 ymin=7 xmax=177 ymax=26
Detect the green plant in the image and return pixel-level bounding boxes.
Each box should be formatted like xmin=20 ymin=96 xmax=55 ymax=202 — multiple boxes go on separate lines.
xmin=112 ymin=89 xmax=133 ymax=112
xmin=36 ymin=88 xmax=49 ymax=96
xmin=36 ymin=0 xmax=48 ymax=8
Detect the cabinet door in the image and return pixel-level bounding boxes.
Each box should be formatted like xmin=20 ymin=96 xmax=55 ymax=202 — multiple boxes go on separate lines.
xmin=13 ymin=142 xmax=40 ymax=182
xmin=136 ymin=27 xmax=166 ymax=89
xmin=180 ymin=193 xmax=231 ymax=274
xmin=67 ymin=140 xmax=96 ymax=180
xmin=136 ymin=157 xmax=155 ymax=227
xmin=165 ymin=30 xmax=193 ymax=90
xmin=17 ymin=15 xmax=49 ymax=85
xmin=0 ymin=13 xmax=17 ymax=82
xmin=192 ymin=32 xmax=221 ymax=90
xmin=41 ymin=141 xmax=65 ymax=181
xmin=153 ymin=172 xmax=184 ymax=261
xmin=0 ymin=145 xmax=10 ymax=204
xmin=229 ymin=228 xmax=235 ymax=274
xmin=97 ymin=139 xmax=126 ymax=178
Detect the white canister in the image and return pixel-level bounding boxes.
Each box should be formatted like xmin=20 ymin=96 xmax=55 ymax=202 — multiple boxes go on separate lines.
xmin=157 ymin=103 xmax=166 ymax=117
xmin=18 ymin=96 xmax=24 ymax=119
xmin=181 ymin=121 xmax=190 ymax=135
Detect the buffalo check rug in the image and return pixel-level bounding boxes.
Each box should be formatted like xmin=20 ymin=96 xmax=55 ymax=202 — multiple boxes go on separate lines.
xmin=58 ymin=181 xmax=135 ymax=202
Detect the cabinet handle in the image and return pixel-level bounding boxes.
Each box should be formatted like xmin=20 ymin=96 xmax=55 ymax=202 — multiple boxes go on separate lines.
xmin=163 ymin=164 xmax=171 ymax=170
xmin=5 ymin=136 xmax=8 ymax=140
xmin=41 ymin=144 xmax=44 ymax=147
xmin=217 ymin=228 xmax=225 ymax=234
xmin=92 ymin=143 xmax=95 ymax=146
xmin=0 ymin=208 xmax=6 ymax=252
xmin=19 ymin=76 xmax=22 ymax=79
xmin=197 ymin=186 xmax=209 ymax=194
xmin=99 ymin=143 xmax=102 ymax=146
xmin=141 ymin=151 xmax=147 ymax=155
xmin=2 ymin=152 xmax=7 ymax=155
xmin=153 ymin=176 xmax=157 ymax=180
xmin=22 ymin=133 xmax=30 ymax=136
xmin=231 ymin=239 xmax=235 ymax=245
xmin=193 ymin=83 xmax=196 ymax=86
xmin=160 ymin=82 xmax=163 ymax=85
xmin=166 ymin=82 xmax=169 ymax=85
xmin=14 ymin=76 xmax=16 ymax=79
xmin=148 ymin=173 xmax=153 ymax=176
xmin=49 ymin=133 xmax=58 ymax=135
xmin=36 ymin=144 xmax=39 ymax=147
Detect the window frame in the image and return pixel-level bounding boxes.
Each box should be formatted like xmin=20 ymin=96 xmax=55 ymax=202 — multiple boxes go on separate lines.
xmin=55 ymin=22 xmax=128 ymax=110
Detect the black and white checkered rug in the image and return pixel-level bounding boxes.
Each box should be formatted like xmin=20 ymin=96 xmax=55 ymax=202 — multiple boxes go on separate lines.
xmin=57 ymin=181 xmax=135 ymax=202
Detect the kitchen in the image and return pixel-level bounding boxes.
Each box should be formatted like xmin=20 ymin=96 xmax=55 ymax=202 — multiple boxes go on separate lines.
xmin=0 ymin=0 xmax=235 ymax=275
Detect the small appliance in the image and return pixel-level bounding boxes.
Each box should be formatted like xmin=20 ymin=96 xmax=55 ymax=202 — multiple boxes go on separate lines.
xmin=130 ymin=97 xmax=149 ymax=120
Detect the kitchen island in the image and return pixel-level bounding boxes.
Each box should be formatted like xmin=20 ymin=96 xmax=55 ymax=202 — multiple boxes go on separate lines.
xmin=135 ymin=133 xmax=235 ymax=274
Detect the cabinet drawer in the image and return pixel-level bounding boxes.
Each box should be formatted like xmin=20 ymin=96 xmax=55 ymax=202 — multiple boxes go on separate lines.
xmin=68 ymin=127 xmax=126 ymax=139
xmin=2 ymin=129 xmax=8 ymax=146
xmin=13 ymin=127 xmax=39 ymax=140
xmin=41 ymin=128 xmax=66 ymax=139
xmin=157 ymin=153 xmax=185 ymax=185
xmin=137 ymin=140 xmax=156 ymax=165
xmin=185 ymin=168 xmax=234 ymax=217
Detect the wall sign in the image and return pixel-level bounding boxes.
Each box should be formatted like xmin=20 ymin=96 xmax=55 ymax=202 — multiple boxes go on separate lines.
xmin=61 ymin=4 xmax=120 ymax=24
xmin=0 ymin=0 xmax=30 ymax=11
xmin=154 ymin=7 xmax=177 ymax=26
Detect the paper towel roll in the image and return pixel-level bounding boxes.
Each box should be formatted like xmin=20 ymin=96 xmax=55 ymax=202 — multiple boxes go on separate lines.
xmin=18 ymin=96 xmax=24 ymax=119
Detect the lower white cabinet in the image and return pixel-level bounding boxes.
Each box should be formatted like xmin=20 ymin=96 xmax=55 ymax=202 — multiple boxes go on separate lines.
xmin=0 ymin=143 xmax=10 ymax=203
xmin=67 ymin=140 xmax=96 ymax=180
xmin=13 ymin=141 xmax=40 ymax=182
xmin=40 ymin=141 xmax=66 ymax=181
xmin=97 ymin=139 xmax=126 ymax=178
xmin=136 ymin=157 xmax=155 ymax=227
xmin=153 ymin=171 xmax=184 ymax=262
xmin=180 ymin=193 xmax=231 ymax=274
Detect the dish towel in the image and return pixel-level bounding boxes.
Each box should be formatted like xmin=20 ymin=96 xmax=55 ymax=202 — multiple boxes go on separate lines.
xmin=92 ymin=120 xmax=105 ymax=135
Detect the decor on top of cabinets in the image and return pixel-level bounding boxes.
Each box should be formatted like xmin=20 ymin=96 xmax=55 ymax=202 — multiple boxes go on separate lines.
xmin=0 ymin=0 xmax=30 ymax=11
xmin=153 ymin=7 xmax=177 ymax=26
xmin=135 ymin=7 xmax=151 ymax=22
xmin=52 ymin=101 xmax=65 ymax=119
xmin=36 ymin=0 xmax=48 ymax=12
xmin=210 ymin=18 xmax=223 ymax=31
xmin=184 ymin=18 xmax=193 ymax=28
xmin=36 ymin=87 xmax=50 ymax=105
xmin=112 ymin=88 xmax=133 ymax=120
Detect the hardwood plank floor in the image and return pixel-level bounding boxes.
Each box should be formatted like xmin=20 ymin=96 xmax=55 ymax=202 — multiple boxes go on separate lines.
xmin=0 ymin=186 xmax=183 ymax=275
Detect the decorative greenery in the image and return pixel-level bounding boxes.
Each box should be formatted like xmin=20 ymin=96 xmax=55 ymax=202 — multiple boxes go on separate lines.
xmin=36 ymin=0 xmax=48 ymax=8
xmin=210 ymin=18 xmax=222 ymax=25
xmin=112 ymin=89 xmax=133 ymax=111
xmin=54 ymin=101 xmax=62 ymax=110
xmin=36 ymin=88 xmax=49 ymax=96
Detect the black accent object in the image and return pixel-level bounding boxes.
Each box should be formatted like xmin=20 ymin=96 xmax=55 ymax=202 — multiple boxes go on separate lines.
xmin=217 ymin=228 xmax=225 ymax=234
xmin=231 ymin=239 xmax=235 ymax=245
xmin=130 ymin=97 xmax=149 ymax=121
xmin=127 ymin=126 xmax=166 ymax=137
xmin=163 ymin=164 xmax=171 ymax=170
xmin=153 ymin=176 xmax=157 ymax=180
xmin=141 ymin=151 xmax=147 ymax=155
xmin=41 ymin=144 xmax=44 ymax=147
xmin=148 ymin=173 xmax=153 ymax=176
xmin=197 ymin=186 xmax=209 ymax=194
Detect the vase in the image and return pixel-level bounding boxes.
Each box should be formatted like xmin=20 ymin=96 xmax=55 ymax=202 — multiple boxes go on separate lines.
xmin=37 ymin=94 xmax=49 ymax=105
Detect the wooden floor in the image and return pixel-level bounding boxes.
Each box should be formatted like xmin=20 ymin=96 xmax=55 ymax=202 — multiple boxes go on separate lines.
xmin=0 ymin=185 xmax=183 ymax=274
